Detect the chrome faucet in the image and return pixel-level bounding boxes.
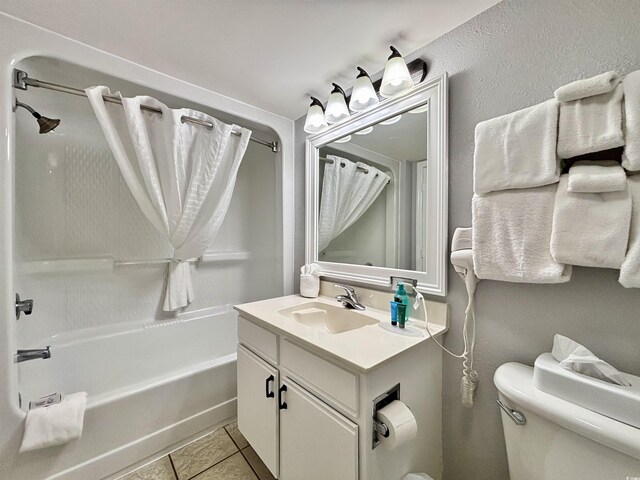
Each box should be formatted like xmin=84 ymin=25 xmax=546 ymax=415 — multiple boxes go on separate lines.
xmin=16 ymin=346 xmax=51 ymax=363
xmin=334 ymin=284 xmax=366 ymax=311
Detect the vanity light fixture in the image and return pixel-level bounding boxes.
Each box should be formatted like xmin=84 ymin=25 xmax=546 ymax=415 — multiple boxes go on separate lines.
xmin=355 ymin=126 xmax=374 ymax=135
xmin=304 ymin=96 xmax=329 ymax=134
xmin=349 ymin=67 xmax=379 ymax=112
xmin=325 ymin=83 xmax=350 ymax=124
xmin=380 ymin=114 xmax=402 ymax=125
xmin=335 ymin=135 xmax=351 ymax=143
xmin=380 ymin=46 xmax=414 ymax=98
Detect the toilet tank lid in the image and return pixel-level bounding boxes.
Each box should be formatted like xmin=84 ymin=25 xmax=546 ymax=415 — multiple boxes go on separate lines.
xmin=494 ymin=362 xmax=640 ymax=462
xmin=533 ymin=353 xmax=640 ymax=429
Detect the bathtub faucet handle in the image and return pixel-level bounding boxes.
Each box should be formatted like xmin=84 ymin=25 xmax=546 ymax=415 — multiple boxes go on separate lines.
xmin=15 ymin=293 xmax=34 ymax=320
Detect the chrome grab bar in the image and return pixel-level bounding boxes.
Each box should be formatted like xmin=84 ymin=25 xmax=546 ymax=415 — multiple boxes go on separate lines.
xmin=496 ymin=399 xmax=526 ymax=425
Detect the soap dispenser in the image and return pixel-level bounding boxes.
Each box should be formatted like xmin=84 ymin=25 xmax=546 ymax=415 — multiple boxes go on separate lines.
xmin=395 ymin=282 xmax=410 ymax=321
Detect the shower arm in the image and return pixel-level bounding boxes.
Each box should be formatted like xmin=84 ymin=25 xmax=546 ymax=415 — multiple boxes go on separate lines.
xmin=14 ymin=100 xmax=39 ymax=117
xmin=12 ymin=69 xmax=280 ymax=153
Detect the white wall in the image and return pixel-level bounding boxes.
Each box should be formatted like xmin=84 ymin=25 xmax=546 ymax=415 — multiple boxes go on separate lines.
xmin=295 ymin=1 xmax=640 ymax=478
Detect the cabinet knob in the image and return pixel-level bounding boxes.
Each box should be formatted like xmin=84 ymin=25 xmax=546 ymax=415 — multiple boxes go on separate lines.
xmin=278 ymin=384 xmax=288 ymax=410
xmin=265 ymin=375 xmax=275 ymax=398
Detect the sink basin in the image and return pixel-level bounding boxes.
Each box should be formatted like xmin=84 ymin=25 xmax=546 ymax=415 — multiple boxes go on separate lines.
xmin=277 ymin=302 xmax=378 ymax=334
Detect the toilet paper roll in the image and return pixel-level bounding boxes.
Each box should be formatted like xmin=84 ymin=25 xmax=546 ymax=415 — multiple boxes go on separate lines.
xmin=376 ymin=400 xmax=417 ymax=450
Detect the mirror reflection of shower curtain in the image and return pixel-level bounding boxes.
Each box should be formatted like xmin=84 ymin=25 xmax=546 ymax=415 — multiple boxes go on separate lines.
xmin=86 ymin=86 xmax=251 ymax=311
xmin=318 ymin=155 xmax=390 ymax=252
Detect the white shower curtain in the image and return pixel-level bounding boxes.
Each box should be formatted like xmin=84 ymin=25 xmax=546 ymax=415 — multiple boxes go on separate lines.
xmin=86 ymin=86 xmax=251 ymax=311
xmin=318 ymin=155 xmax=390 ymax=251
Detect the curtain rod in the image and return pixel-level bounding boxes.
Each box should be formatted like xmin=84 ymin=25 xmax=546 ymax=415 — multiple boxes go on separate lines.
xmin=319 ymin=156 xmax=391 ymax=185
xmin=320 ymin=156 xmax=370 ymax=174
xmin=12 ymin=69 xmax=279 ymax=153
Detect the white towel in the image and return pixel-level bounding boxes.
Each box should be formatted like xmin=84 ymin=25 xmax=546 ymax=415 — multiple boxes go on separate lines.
xmin=20 ymin=392 xmax=87 ymax=453
xmin=551 ymin=334 xmax=631 ymax=386
xmin=472 ymin=185 xmax=571 ymax=283
xmin=551 ymin=175 xmax=631 ymax=268
xmin=619 ymin=176 xmax=640 ymax=287
xmin=567 ymin=160 xmax=626 ymax=193
xmin=473 ymin=99 xmax=560 ymax=195
xmin=622 ymin=70 xmax=640 ymax=171
xmin=557 ymin=84 xmax=624 ymax=159
xmin=554 ymin=71 xmax=620 ymax=102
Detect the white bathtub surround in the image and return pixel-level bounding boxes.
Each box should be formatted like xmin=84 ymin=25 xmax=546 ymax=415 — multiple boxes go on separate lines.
xmin=472 ymin=185 xmax=571 ymax=283
xmin=473 ymin=99 xmax=559 ymax=195
xmin=567 ymin=160 xmax=626 ymax=193
xmin=551 ymin=334 xmax=631 ymax=386
xmin=318 ymin=155 xmax=390 ymax=251
xmin=16 ymin=307 xmax=237 ymax=479
xmin=622 ymin=70 xmax=640 ymax=171
xmin=551 ymin=175 xmax=631 ymax=268
xmin=554 ymin=71 xmax=620 ymax=102
xmin=20 ymin=392 xmax=87 ymax=453
xmin=556 ymin=84 xmax=624 ymax=159
xmin=86 ymin=87 xmax=252 ymax=311
xmin=619 ymin=176 xmax=640 ymax=287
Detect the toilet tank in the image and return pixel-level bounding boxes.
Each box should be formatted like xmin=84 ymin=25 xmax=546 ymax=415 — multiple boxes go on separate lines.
xmin=494 ymin=362 xmax=640 ymax=480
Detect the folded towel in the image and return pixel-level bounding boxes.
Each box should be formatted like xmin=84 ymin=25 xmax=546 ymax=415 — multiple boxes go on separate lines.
xmin=551 ymin=334 xmax=631 ymax=386
xmin=472 ymin=185 xmax=571 ymax=283
xmin=619 ymin=176 xmax=640 ymax=287
xmin=551 ymin=175 xmax=631 ymax=268
xmin=622 ymin=70 xmax=640 ymax=171
xmin=473 ymin=99 xmax=560 ymax=195
xmin=557 ymin=84 xmax=624 ymax=159
xmin=554 ymin=71 xmax=620 ymax=102
xmin=567 ymin=160 xmax=626 ymax=193
xmin=20 ymin=392 xmax=87 ymax=453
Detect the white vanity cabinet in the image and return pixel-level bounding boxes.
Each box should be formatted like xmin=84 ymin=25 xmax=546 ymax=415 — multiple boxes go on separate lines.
xmin=237 ymin=319 xmax=359 ymax=480
xmin=235 ymin=308 xmax=444 ymax=480
xmin=279 ymin=380 xmax=359 ymax=480
xmin=237 ymin=345 xmax=280 ymax=476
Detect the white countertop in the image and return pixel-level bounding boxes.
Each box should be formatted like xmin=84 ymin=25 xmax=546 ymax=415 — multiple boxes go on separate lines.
xmin=234 ymin=293 xmax=448 ymax=372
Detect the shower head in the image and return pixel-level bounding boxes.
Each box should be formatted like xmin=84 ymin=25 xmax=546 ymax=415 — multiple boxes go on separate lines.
xmin=14 ymin=100 xmax=60 ymax=134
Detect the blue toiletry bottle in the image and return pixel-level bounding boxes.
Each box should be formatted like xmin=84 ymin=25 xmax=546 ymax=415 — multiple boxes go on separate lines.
xmin=390 ymin=301 xmax=399 ymax=326
xmin=395 ymin=283 xmax=410 ymax=321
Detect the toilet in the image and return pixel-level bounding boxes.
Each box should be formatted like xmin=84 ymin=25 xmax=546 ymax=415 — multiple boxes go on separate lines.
xmin=494 ymin=362 xmax=640 ymax=480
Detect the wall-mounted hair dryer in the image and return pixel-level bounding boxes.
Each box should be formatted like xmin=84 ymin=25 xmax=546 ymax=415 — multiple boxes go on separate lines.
xmin=450 ymin=227 xmax=479 ymax=408
xmin=451 ymin=227 xmax=477 ymax=302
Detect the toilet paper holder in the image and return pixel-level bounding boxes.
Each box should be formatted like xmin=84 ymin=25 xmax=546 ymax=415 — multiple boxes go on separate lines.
xmin=372 ymin=383 xmax=400 ymax=449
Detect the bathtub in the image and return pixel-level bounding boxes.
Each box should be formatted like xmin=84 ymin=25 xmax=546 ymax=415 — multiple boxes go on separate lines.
xmin=14 ymin=306 xmax=238 ymax=480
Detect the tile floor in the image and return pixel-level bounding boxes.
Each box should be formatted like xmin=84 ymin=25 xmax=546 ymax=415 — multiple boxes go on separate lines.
xmin=118 ymin=421 xmax=275 ymax=480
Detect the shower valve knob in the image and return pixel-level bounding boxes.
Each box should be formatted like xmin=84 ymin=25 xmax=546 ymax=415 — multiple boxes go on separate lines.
xmin=15 ymin=294 xmax=33 ymax=320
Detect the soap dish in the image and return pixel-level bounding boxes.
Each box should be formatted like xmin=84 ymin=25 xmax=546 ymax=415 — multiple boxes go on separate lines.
xmin=378 ymin=322 xmax=424 ymax=337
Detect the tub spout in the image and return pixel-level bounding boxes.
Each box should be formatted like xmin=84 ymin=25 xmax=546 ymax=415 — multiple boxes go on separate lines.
xmin=16 ymin=346 xmax=51 ymax=363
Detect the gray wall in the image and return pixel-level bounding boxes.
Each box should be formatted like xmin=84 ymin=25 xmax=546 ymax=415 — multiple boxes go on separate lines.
xmin=294 ymin=1 xmax=640 ymax=478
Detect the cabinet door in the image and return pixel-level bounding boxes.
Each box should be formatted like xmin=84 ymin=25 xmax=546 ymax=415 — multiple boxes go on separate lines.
xmin=279 ymin=380 xmax=358 ymax=480
xmin=237 ymin=344 xmax=279 ymax=478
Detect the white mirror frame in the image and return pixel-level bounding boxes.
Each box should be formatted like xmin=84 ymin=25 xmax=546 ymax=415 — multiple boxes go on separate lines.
xmin=305 ymin=72 xmax=448 ymax=296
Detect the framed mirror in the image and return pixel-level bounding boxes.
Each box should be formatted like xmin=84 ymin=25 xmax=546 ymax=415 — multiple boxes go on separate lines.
xmin=305 ymin=73 xmax=448 ymax=295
